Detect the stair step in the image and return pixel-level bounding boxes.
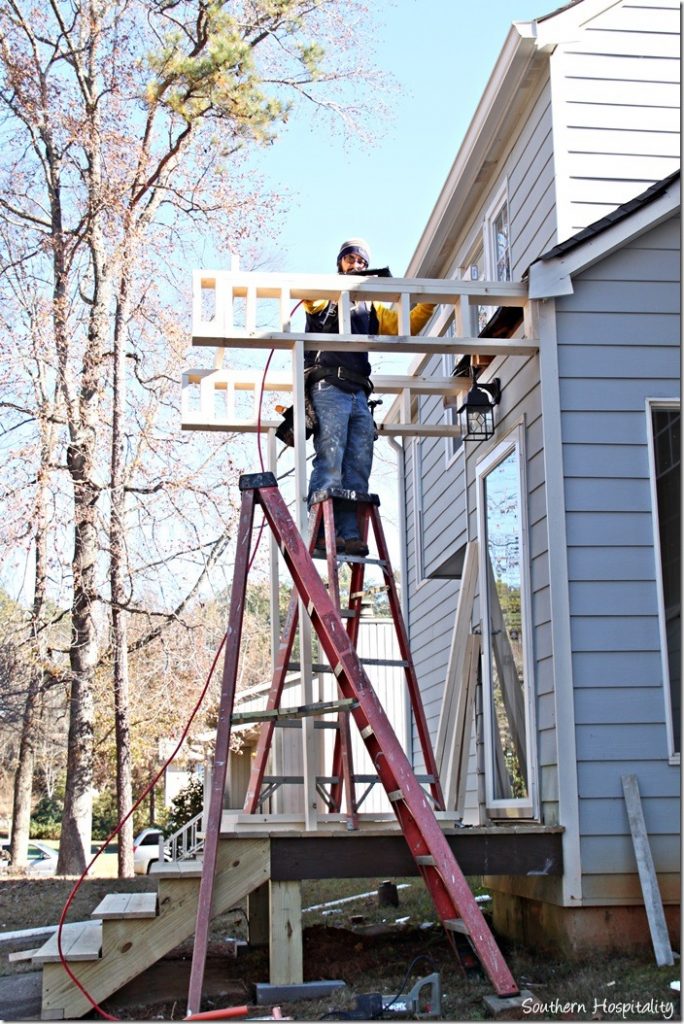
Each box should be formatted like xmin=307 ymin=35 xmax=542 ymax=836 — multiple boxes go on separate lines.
xmin=444 ymin=917 xmax=470 ymax=936
xmin=150 ymin=860 xmax=203 ymax=878
xmin=92 ymin=892 xmax=158 ymax=920
xmin=32 ymin=921 xmax=102 ymax=964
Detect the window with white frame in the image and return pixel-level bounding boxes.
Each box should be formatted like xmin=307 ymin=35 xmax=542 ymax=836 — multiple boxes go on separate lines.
xmin=648 ymin=400 xmax=681 ymax=758
xmin=476 ymin=429 xmax=537 ymax=818
xmin=484 ymin=182 xmax=511 ymax=283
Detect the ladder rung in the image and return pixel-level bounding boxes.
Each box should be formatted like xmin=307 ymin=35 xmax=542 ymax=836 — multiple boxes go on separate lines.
xmin=335 ymin=555 xmax=388 ymax=566
xmin=416 ymin=855 xmax=436 ymax=867
xmin=287 ymin=659 xmax=409 ymax=674
xmin=232 ymin=699 xmax=356 ymax=724
xmin=360 ymin=725 xmax=374 ymax=739
xmin=262 ymin=775 xmax=344 ymax=785
xmin=361 ymin=658 xmax=410 ymax=668
xmin=387 ymin=789 xmax=403 ymax=802
xmin=444 ymin=918 xmax=470 ymax=936
xmin=350 ymin=587 xmax=389 ymax=599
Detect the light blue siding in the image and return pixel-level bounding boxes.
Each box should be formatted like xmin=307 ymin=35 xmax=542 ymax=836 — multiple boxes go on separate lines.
xmin=556 ymin=212 xmax=680 ymax=883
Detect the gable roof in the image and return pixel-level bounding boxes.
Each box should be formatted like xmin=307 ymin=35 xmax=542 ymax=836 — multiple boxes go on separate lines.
xmin=528 ymin=170 xmax=680 ymax=297
xmin=537 ymin=171 xmax=681 ymax=264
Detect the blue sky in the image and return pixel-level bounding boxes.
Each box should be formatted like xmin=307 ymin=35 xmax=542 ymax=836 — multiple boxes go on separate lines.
xmin=253 ymin=0 xmax=546 ymax=277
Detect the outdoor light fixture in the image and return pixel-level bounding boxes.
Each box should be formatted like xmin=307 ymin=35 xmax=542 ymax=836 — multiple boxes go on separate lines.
xmin=457 ymin=373 xmax=502 ymax=440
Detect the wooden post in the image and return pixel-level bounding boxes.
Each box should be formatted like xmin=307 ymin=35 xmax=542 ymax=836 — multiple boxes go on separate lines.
xmin=292 ymin=339 xmax=317 ymax=830
xmin=621 ymin=774 xmax=674 ymax=967
xmin=269 ymin=881 xmax=303 ymax=985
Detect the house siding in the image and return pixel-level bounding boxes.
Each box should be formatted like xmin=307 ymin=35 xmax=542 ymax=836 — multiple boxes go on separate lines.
xmin=403 ymin=79 xmax=557 ymax=782
xmin=550 ymin=0 xmax=681 ymax=240
xmin=555 ymin=213 xmax=680 ymax=899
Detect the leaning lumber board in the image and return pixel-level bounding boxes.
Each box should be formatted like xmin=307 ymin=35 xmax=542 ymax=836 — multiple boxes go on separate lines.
xmin=621 ymin=774 xmax=674 ymax=967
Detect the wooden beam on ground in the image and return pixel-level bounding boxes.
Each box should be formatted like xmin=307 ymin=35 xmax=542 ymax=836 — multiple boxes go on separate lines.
xmin=621 ymin=774 xmax=674 ymax=967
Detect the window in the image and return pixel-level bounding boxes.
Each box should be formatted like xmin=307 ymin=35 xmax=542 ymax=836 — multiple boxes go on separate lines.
xmin=484 ymin=182 xmax=511 ymax=283
xmin=477 ymin=431 xmax=537 ymax=817
xmin=648 ymin=401 xmax=681 ymax=758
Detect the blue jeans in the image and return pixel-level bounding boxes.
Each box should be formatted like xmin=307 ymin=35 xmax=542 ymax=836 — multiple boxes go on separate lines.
xmin=307 ymin=381 xmax=375 ymax=540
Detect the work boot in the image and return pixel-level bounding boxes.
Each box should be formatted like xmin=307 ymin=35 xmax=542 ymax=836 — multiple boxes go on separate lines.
xmin=314 ymin=534 xmax=345 ymax=556
xmin=344 ymin=538 xmax=369 ymax=557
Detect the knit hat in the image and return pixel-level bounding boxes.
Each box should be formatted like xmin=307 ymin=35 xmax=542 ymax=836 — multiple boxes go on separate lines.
xmin=336 ymin=238 xmax=370 ymax=268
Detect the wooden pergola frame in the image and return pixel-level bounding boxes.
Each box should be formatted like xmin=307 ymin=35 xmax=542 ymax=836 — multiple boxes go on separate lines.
xmin=184 ymin=268 xmax=541 ymax=830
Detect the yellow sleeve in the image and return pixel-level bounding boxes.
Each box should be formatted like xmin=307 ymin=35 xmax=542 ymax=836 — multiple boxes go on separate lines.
xmin=303 ymin=299 xmax=328 ymax=315
xmin=375 ymin=302 xmax=436 ymax=336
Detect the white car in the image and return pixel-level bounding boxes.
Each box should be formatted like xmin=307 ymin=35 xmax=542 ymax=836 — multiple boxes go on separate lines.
xmin=0 ymin=838 xmax=59 ymax=876
xmin=133 ymin=828 xmax=168 ymax=874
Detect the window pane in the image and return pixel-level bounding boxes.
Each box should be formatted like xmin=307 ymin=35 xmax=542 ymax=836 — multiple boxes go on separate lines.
xmin=652 ymin=408 xmax=681 ymax=753
xmin=493 ymin=205 xmax=511 ymax=282
xmin=484 ymin=449 xmax=528 ymax=801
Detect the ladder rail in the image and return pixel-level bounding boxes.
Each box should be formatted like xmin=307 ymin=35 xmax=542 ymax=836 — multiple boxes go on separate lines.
xmin=187 ymin=487 xmax=256 ymax=1017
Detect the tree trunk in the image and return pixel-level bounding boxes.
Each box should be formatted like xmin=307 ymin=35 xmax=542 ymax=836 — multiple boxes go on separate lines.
xmin=10 ymin=415 xmax=55 ymax=869
xmin=10 ymin=670 xmax=41 ymax=869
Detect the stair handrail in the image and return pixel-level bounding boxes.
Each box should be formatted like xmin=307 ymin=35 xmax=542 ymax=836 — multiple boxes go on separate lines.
xmin=158 ymin=811 xmax=204 ymax=863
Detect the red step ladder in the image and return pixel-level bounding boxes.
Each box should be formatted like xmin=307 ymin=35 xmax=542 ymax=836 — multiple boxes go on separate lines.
xmin=243 ymin=484 xmax=444 ymax=822
xmin=187 ymin=472 xmax=519 ymax=1016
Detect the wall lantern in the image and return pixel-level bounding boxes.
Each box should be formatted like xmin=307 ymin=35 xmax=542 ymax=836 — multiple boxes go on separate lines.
xmin=457 ymin=375 xmax=501 ymax=440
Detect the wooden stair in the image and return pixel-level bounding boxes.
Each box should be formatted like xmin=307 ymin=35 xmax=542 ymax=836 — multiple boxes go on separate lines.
xmin=35 ymin=838 xmax=269 ymax=1020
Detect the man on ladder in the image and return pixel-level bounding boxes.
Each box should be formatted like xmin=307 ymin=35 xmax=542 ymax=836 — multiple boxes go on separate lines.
xmin=303 ymin=238 xmax=435 ymax=555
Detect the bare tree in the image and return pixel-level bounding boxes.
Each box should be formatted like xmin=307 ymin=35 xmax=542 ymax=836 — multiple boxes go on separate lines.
xmin=0 ymin=0 xmax=381 ymax=874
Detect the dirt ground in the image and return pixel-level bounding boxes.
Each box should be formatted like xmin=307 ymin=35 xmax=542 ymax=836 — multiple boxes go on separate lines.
xmin=0 ymin=876 xmax=680 ymax=1021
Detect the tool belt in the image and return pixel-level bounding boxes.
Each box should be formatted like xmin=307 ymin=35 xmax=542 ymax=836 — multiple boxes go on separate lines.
xmin=304 ymin=364 xmax=373 ymax=396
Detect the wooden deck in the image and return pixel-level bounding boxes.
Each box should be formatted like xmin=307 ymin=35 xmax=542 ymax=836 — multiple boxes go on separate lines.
xmin=219 ymin=814 xmax=564 ymax=880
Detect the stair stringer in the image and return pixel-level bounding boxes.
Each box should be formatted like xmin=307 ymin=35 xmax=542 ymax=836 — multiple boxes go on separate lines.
xmin=40 ymin=838 xmax=270 ymax=1021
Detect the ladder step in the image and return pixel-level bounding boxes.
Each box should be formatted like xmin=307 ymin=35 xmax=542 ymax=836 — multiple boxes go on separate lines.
xmin=335 ymin=555 xmax=388 ymax=566
xmin=387 ymin=790 xmax=403 ymax=803
xmin=416 ymin=855 xmax=436 ymax=867
xmin=445 ymin=918 xmax=470 ymax=936
xmin=232 ymin=699 xmax=357 ymax=724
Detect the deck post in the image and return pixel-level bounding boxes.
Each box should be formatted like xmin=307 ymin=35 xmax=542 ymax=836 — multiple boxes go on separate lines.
xmin=270 ymin=880 xmax=303 ymax=985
